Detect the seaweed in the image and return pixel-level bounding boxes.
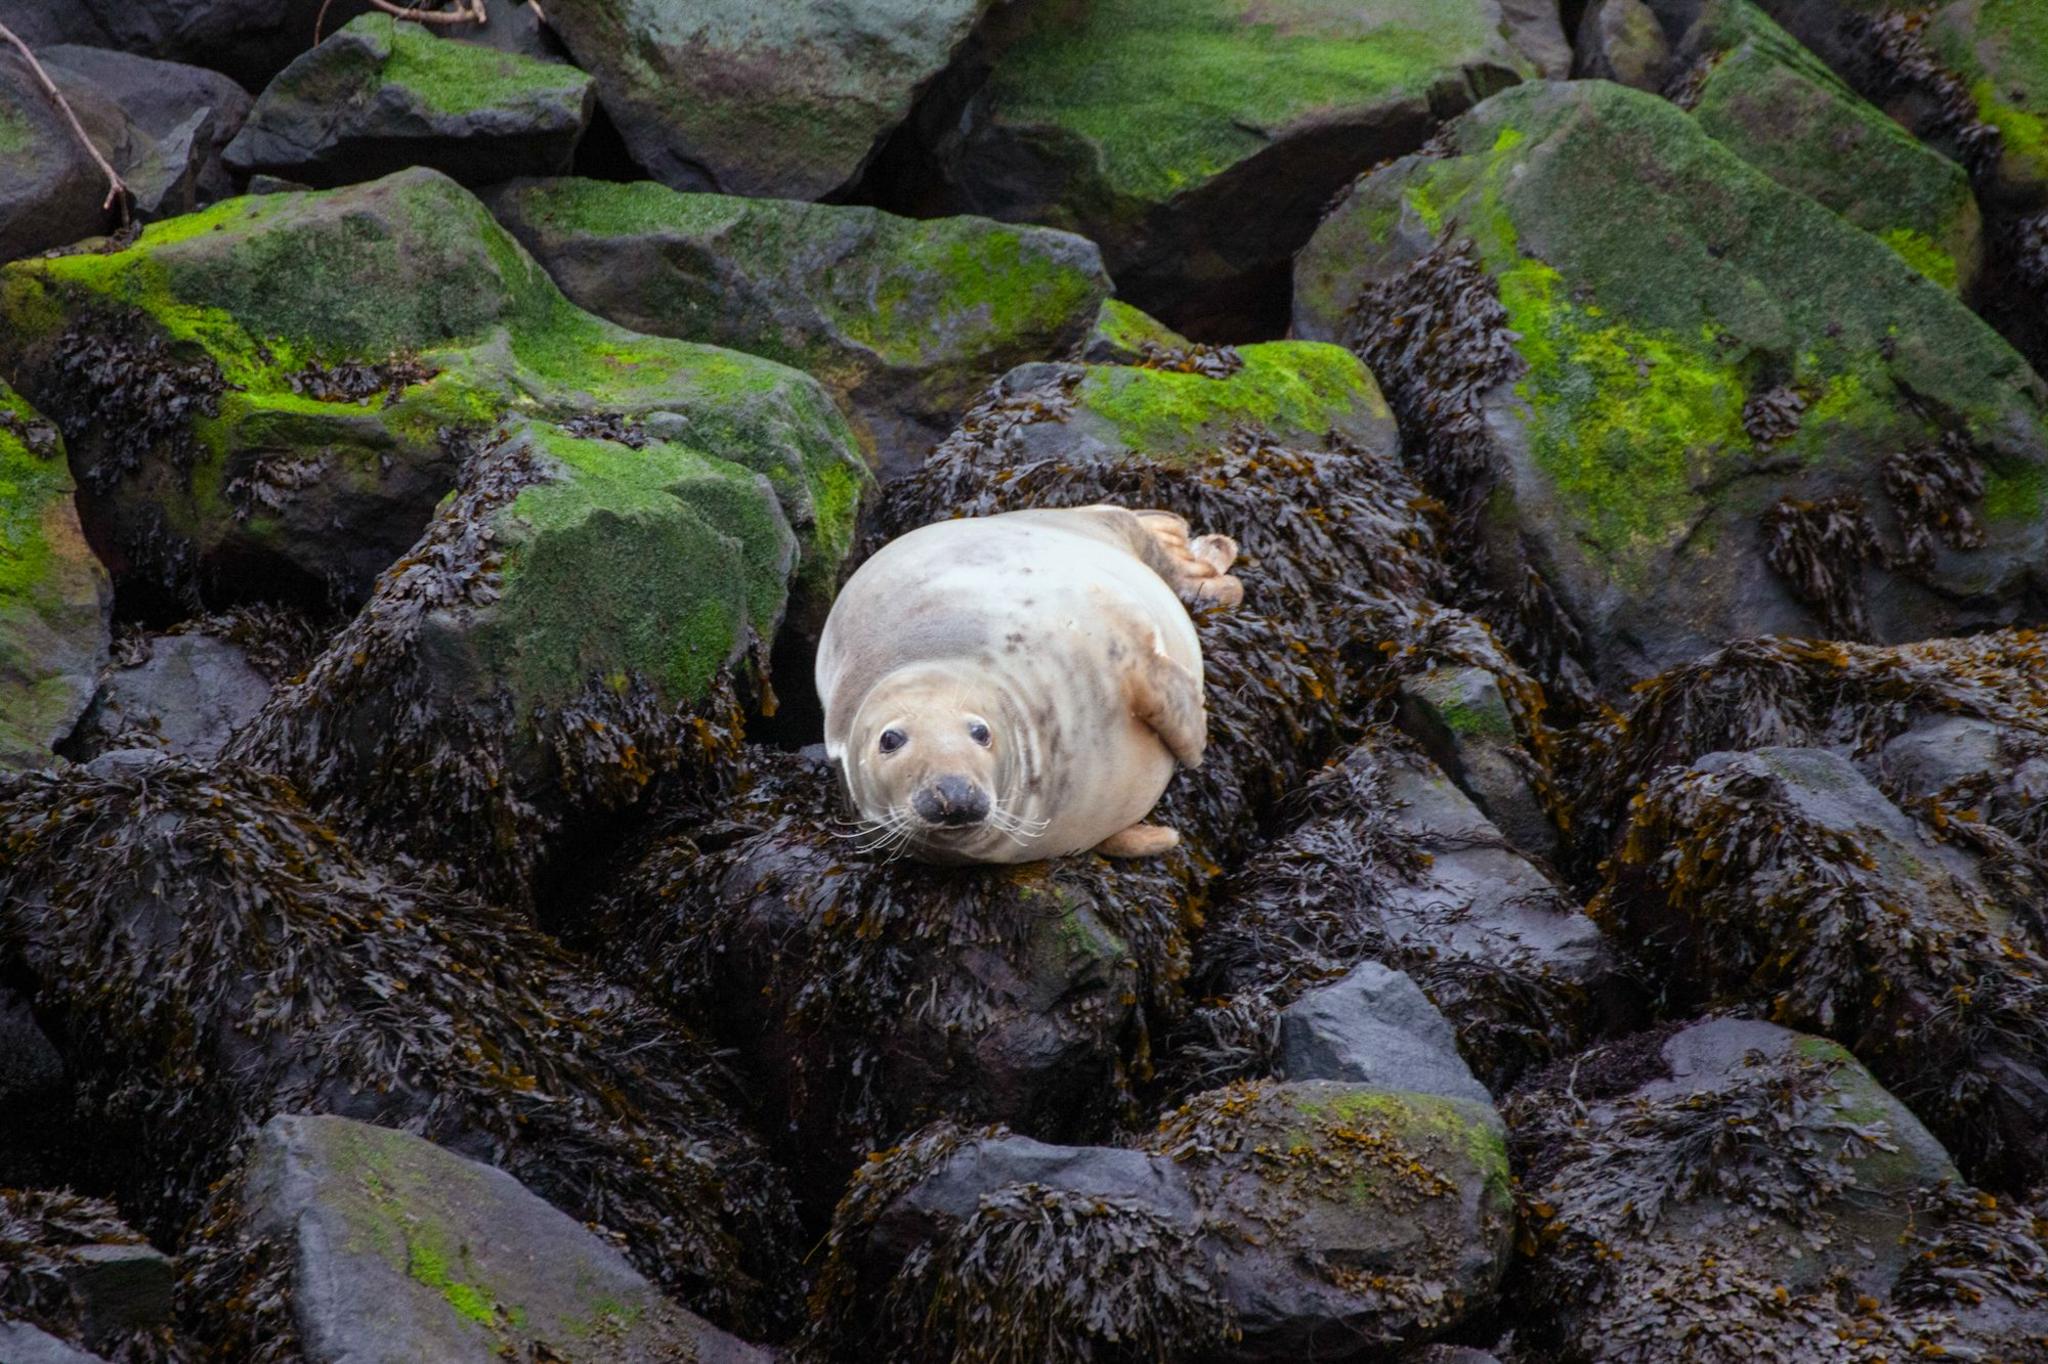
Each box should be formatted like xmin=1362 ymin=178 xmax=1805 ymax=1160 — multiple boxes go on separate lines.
xmin=1882 ymin=434 xmax=1987 ymax=572
xmin=1740 ymin=384 xmax=1808 ymax=447
xmin=0 ymin=1188 xmax=180 ymax=1363
xmin=1759 ymin=494 xmax=1884 ymax=639
xmin=0 ymin=756 xmax=801 ymax=1335
xmin=1855 ymin=11 xmax=2004 ymax=177
xmin=286 ymin=353 xmax=437 ymax=405
xmin=46 ymin=312 xmax=226 ymax=494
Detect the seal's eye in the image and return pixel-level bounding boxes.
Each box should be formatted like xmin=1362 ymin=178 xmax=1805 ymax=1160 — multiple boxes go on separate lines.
xmin=967 ymin=721 xmax=992 ymax=747
xmin=878 ymin=728 xmax=907 ymax=754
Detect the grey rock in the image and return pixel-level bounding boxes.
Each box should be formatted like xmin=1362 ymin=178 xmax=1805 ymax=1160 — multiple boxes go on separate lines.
xmin=1572 ymin=0 xmax=1674 ymax=89
xmin=60 ymin=1244 xmax=175 ymax=1349
xmin=1397 ymin=664 xmax=1557 ymax=860
xmin=1404 ymin=1349 xmax=1504 ymax=1364
xmin=69 ymin=633 xmax=272 ymax=762
xmin=242 ymin=1113 xmax=770 ymax=1363
xmin=1278 ymin=961 xmax=1495 ymax=1104
xmin=0 ymin=987 xmax=63 ymax=1099
xmin=1498 ymin=0 xmax=1573 ymax=77
xmin=225 ymin=14 xmax=594 ymax=188
xmin=0 ymin=0 xmax=375 ymax=91
xmin=39 ymin=46 xmax=251 ymax=204
xmin=0 ymin=50 xmax=110 ymax=262
xmin=0 ymin=1322 xmax=109 ymax=1364
xmin=1876 ymin=713 xmax=2007 ymax=801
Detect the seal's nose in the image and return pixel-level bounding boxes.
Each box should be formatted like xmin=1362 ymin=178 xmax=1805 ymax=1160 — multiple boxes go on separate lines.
xmin=915 ymin=775 xmax=989 ymax=827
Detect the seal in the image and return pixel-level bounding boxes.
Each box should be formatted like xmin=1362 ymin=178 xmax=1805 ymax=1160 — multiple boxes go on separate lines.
xmin=816 ymin=504 xmax=1242 ymax=864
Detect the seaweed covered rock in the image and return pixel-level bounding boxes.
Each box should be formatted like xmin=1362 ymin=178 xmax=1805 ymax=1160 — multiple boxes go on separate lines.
xmin=191 ymin=1114 xmax=770 ymax=1364
xmin=224 ymin=16 xmax=595 ymax=189
xmin=1396 ymin=662 xmax=1558 ymax=860
xmin=1297 ymin=80 xmax=2048 ymax=692
xmin=487 ymin=177 xmax=1113 ymax=478
xmin=1508 ymin=1018 xmax=2048 ymax=1361
xmin=0 ymin=1188 xmax=176 ymax=1361
xmin=1594 ymin=746 xmax=2048 ymax=1188
xmin=0 ymin=50 xmax=116 ymax=264
xmin=1672 ymin=1 xmax=1985 ymax=294
xmin=0 ymin=383 xmax=110 ymax=770
xmin=0 ymin=167 xmax=861 ymax=614
xmin=0 ymin=755 xmax=801 ymax=1335
xmin=231 ymin=413 xmax=828 ymax=907
xmin=920 ymin=0 xmax=1536 ymax=337
xmin=1184 ymin=730 xmax=1608 ymax=1097
xmin=815 ymin=1082 xmax=1513 ymax=1362
xmin=541 ymin=0 xmax=1005 ymax=200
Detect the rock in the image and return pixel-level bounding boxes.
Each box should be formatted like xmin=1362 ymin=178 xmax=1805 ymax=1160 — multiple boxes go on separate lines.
xmin=0 ymin=986 xmax=63 ymax=1099
xmin=0 ymin=1189 xmax=172 ymax=1357
xmin=39 ymin=46 xmax=252 ymax=207
xmin=0 ymin=167 xmax=861 ymax=621
xmin=0 ymin=1322 xmax=108 ymax=1364
xmin=0 ymin=756 xmax=801 ymax=1334
xmin=1397 ymin=663 xmax=1558 ymax=860
xmin=1510 ymin=1018 xmax=2048 ymax=1361
xmin=1572 ymin=0 xmax=1674 ymax=88
xmin=819 ymin=1083 xmax=1514 ymax=1361
xmin=1497 ymin=0 xmax=1574 ymax=77
xmin=1404 ymin=1349 xmax=1503 ymax=1364
xmin=0 ymin=50 xmax=113 ymax=263
xmin=1673 ymin=0 xmax=1984 ymax=294
xmin=486 ymin=177 xmax=1113 ymax=478
xmin=0 ymin=0 xmax=375 ymax=91
xmin=230 ymin=1114 xmax=770 ymax=1363
xmin=406 ymin=0 xmax=568 ymax=64
xmin=225 ymin=16 xmax=594 ymax=189
xmin=230 ymin=408 xmax=849 ymax=906
xmin=922 ymin=0 xmax=1535 ymax=337
xmin=1191 ymin=732 xmax=1611 ymax=1093
xmin=66 ymin=632 xmax=270 ymax=761
xmin=1595 ymin=745 xmax=2048 ymax=1187
xmin=1874 ymin=709 xmax=2048 ymax=833
xmin=1277 ymin=961 xmax=1495 ymax=1104
xmin=1076 ymin=298 xmax=1195 ymax=365
xmin=0 ymin=382 xmax=110 ymax=770
xmin=541 ymin=0 xmax=1003 ymax=200
xmin=1298 ymin=80 xmax=2048 ymax=692
xmin=58 ymin=1245 xmax=175 ymax=1350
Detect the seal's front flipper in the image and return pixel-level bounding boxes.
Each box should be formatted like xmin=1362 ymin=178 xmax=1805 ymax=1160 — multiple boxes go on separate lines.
xmin=1125 ymin=631 xmax=1206 ymax=768
xmin=1095 ymin=822 xmax=1180 ymax=857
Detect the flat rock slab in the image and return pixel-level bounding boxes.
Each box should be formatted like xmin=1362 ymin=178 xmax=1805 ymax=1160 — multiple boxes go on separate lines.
xmin=242 ymin=1113 xmax=769 ymax=1363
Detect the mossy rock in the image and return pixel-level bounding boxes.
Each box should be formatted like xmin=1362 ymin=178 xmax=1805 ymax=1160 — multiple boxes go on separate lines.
xmin=1926 ymin=0 xmax=2048 ymax=210
xmin=928 ymin=0 xmax=1535 ymax=335
xmin=0 ymin=167 xmax=862 ymax=613
xmin=1297 ymin=79 xmax=2048 ymax=688
xmin=231 ymin=417 xmax=806 ymax=904
xmin=233 ymin=1114 xmax=770 ymax=1363
xmin=223 ymin=14 xmax=594 ymax=188
xmin=541 ymin=0 xmax=1002 ymax=200
xmin=0 ymin=382 xmax=109 ymax=769
xmin=487 ymin=177 xmax=1112 ymax=478
xmin=1679 ymin=0 xmax=1984 ymax=293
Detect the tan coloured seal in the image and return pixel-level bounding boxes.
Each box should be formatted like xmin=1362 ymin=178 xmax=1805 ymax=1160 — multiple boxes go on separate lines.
xmin=816 ymin=505 xmax=1242 ymax=863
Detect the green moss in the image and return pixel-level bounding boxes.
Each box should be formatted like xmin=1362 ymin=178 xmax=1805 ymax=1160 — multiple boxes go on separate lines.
xmin=1081 ymin=340 xmax=1387 ymax=458
xmin=0 ymin=392 xmax=73 ymax=599
xmin=353 ymin=14 xmax=588 ymax=117
xmin=1983 ymin=462 xmax=2048 ymax=522
xmin=0 ymin=103 xmax=34 ymax=158
xmin=1437 ymin=694 xmax=1512 ymax=741
xmin=1086 ymin=299 xmax=1190 ymax=357
xmin=990 ymin=0 xmax=1522 ymax=202
xmin=1942 ymin=0 xmax=2048 ymax=190
xmin=1876 ymin=227 xmax=1961 ymax=292
xmin=406 ymin=1242 xmax=497 ymax=1326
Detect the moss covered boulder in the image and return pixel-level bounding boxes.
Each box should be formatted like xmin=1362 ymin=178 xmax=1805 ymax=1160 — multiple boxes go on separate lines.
xmin=815 ymin=1084 xmax=1513 ymax=1360
xmin=1297 ymin=80 xmax=2048 ymax=690
xmin=222 ymin=1114 xmax=769 ymax=1363
xmin=487 ymin=177 xmax=1112 ymax=478
xmin=0 ymin=167 xmax=860 ymax=614
xmin=0 ymin=383 xmax=110 ymax=770
xmin=1508 ymin=1019 xmax=2048 ymax=1361
xmin=223 ymin=16 xmax=593 ymax=189
xmin=231 ymin=415 xmax=828 ymax=905
xmin=1676 ymin=1 xmax=1984 ymax=293
xmin=541 ymin=0 xmax=1003 ymax=200
xmin=921 ymin=0 xmax=1536 ymax=336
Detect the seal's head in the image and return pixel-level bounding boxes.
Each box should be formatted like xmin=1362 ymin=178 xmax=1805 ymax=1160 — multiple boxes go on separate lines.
xmin=839 ymin=663 xmax=1026 ymax=860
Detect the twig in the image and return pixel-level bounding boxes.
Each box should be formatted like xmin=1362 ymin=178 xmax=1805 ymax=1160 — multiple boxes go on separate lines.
xmin=0 ymin=21 xmax=129 ymax=220
xmin=528 ymin=0 xmax=547 ymax=25
xmin=314 ymin=0 xmax=339 ymax=44
xmin=366 ymin=0 xmax=489 ymax=25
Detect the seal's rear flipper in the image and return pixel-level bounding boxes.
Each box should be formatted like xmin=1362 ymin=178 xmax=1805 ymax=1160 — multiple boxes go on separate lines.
xmin=1132 ymin=510 xmax=1244 ymax=609
xmin=1095 ymin=822 xmax=1180 ymax=857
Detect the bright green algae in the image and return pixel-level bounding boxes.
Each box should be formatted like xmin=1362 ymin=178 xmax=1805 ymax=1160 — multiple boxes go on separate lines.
xmin=1933 ymin=0 xmax=2048 ymax=199
xmin=1078 ymin=341 xmax=1392 ymax=459
xmin=986 ymin=0 xmax=1526 ymax=202
xmin=350 ymin=13 xmax=591 ymax=118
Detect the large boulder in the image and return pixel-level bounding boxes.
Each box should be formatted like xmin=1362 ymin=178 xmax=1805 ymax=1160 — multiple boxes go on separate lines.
xmin=487 ymin=177 xmax=1113 ymax=478
xmin=40 ymin=46 xmax=252 ymax=210
xmin=0 ymin=381 xmax=109 ymax=769
xmin=1509 ymin=1019 xmax=2048 ymax=1361
xmin=0 ymin=168 xmax=861 ymax=617
xmin=1298 ymin=80 xmax=2048 ymax=692
xmin=920 ymin=0 xmax=1536 ymax=337
xmin=0 ymin=753 xmax=802 ymax=1335
xmin=814 ymin=1083 xmax=1514 ymax=1361
xmin=0 ymin=50 xmax=113 ymax=263
xmin=208 ymin=1114 xmax=770 ymax=1363
xmin=225 ymin=16 xmax=595 ymax=188
xmin=1594 ymin=745 xmax=2048 ymax=1187
xmin=541 ymin=0 xmax=1005 ymax=200
xmin=0 ymin=0 xmax=374 ymax=90
xmin=1675 ymin=1 xmax=1985 ymax=293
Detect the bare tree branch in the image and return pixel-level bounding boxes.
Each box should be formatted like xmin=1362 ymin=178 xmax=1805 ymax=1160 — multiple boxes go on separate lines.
xmin=0 ymin=21 xmax=129 ymax=221
xmin=365 ymin=0 xmax=490 ymax=26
